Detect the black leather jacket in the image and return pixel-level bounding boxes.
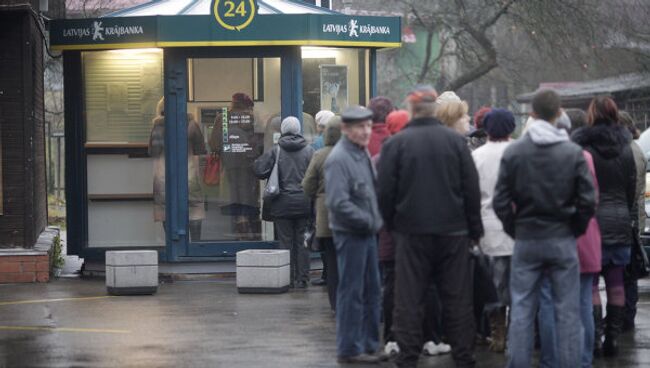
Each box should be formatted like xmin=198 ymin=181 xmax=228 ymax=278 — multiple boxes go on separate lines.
xmin=493 ymin=121 xmax=596 ymax=240
xmin=572 ymin=124 xmax=636 ymax=247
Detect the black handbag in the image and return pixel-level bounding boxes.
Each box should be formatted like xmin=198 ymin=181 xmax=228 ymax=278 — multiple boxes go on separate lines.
xmin=303 ymin=208 xmax=320 ymax=252
xmin=627 ymin=227 xmax=650 ymax=279
xmin=470 ymin=245 xmax=499 ymax=306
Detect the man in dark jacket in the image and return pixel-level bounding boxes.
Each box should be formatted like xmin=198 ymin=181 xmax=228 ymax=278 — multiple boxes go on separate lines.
xmin=254 ymin=116 xmax=314 ymax=288
xmin=325 ymin=106 xmax=384 ymax=364
xmin=493 ymin=90 xmax=596 ymax=368
xmin=377 ymin=85 xmax=483 ymax=368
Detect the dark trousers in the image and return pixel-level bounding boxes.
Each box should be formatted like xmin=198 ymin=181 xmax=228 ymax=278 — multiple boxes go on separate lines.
xmin=423 ymin=284 xmax=444 ymax=344
xmin=321 ymin=237 xmax=338 ymax=311
xmin=333 ymin=231 xmax=382 ymax=357
xmin=393 ymin=233 xmax=475 ymax=368
xmin=275 ymin=218 xmax=310 ymax=284
xmin=382 ymin=261 xmax=396 ymax=342
xmin=382 ymin=261 xmax=443 ymax=344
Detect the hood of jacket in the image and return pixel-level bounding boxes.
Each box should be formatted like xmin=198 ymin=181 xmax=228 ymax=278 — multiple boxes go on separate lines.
xmin=278 ymin=133 xmax=308 ymax=152
xmin=571 ymin=124 xmax=632 ymax=159
xmin=323 ymin=121 xmax=342 ymax=147
xmin=526 ymin=119 xmax=569 ymax=146
xmin=372 ymin=123 xmax=390 ymax=135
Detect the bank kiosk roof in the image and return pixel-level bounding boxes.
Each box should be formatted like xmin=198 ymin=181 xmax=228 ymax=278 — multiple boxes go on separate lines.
xmin=50 ymin=0 xmax=402 ymax=50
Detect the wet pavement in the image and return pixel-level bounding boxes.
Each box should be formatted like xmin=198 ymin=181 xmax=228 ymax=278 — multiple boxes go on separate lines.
xmin=0 ymin=276 xmax=649 ymax=367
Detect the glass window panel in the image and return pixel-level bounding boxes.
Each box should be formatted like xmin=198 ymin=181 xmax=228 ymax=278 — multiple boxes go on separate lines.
xmin=82 ymin=49 xmax=163 ymax=143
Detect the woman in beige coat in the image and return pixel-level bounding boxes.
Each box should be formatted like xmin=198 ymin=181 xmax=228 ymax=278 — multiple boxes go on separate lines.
xmin=302 ymin=116 xmax=342 ymax=310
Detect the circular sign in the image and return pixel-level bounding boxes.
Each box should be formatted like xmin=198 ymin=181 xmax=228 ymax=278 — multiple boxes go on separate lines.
xmin=213 ymin=0 xmax=257 ymax=31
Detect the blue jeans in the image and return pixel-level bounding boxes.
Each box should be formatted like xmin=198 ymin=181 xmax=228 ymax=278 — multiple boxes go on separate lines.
xmin=333 ymin=231 xmax=381 ymax=357
xmin=507 ymin=237 xmax=580 ymax=368
xmin=538 ymin=276 xmax=556 ymax=368
xmin=539 ymin=273 xmax=595 ymax=368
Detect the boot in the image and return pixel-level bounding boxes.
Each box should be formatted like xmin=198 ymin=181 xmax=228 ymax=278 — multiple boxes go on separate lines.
xmin=593 ymin=305 xmax=604 ymax=357
xmin=488 ymin=307 xmax=507 ymax=353
xmin=603 ymin=304 xmax=625 ymax=357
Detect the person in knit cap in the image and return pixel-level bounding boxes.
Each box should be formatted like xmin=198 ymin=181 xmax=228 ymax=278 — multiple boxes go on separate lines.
xmin=471 ymin=108 xmax=516 ymax=353
xmin=368 ymin=96 xmax=395 ymax=156
xmin=312 ymin=110 xmax=335 ymax=150
xmin=254 ymin=116 xmax=315 ymax=288
xmin=386 ymin=110 xmax=410 ymax=135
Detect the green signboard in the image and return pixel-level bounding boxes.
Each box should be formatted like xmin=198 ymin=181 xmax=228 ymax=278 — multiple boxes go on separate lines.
xmin=50 ymin=14 xmax=401 ymax=50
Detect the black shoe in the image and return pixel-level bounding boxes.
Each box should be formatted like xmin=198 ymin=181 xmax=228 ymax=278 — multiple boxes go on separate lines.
xmin=622 ymin=320 xmax=635 ymax=333
xmin=311 ymin=278 xmax=327 ymax=286
xmin=603 ymin=304 xmax=625 ymax=357
xmin=296 ymin=280 xmax=308 ymax=289
xmin=337 ymin=354 xmax=380 ymax=364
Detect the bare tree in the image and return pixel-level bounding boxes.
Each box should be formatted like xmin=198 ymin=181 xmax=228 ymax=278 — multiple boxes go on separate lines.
xmin=378 ymin=0 xmax=649 ymax=93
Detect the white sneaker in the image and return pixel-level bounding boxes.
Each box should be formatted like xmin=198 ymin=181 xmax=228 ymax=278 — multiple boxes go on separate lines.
xmin=384 ymin=341 xmax=400 ymax=355
xmin=422 ymin=341 xmax=452 ymax=356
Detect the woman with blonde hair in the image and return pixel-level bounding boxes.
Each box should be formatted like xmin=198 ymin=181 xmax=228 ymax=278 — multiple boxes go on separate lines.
xmin=434 ymin=91 xmax=471 ymax=135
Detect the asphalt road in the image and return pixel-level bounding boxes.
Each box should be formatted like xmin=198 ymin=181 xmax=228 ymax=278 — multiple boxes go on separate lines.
xmin=0 ymin=277 xmax=648 ymax=367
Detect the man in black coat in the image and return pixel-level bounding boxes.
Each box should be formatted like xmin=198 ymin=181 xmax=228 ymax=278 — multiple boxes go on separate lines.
xmin=377 ymin=85 xmax=483 ymax=368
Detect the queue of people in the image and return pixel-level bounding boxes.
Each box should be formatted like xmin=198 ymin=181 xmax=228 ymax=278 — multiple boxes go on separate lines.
xmin=252 ymin=85 xmax=647 ymax=368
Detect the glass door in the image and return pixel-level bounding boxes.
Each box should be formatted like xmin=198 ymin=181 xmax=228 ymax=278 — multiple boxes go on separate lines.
xmin=183 ymin=56 xmax=282 ymax=256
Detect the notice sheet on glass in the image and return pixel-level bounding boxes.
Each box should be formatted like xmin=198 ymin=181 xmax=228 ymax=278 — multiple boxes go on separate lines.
xmin=320 ymin=65 xmax=348 ymax=114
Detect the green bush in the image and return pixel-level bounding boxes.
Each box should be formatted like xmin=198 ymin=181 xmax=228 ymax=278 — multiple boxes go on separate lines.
xmin=52 ymin=235 xmax=65 ymax=269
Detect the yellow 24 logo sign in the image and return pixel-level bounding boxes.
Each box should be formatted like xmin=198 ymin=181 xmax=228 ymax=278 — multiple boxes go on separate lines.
xmin=213 ymin=0 xmax=257 ymax=31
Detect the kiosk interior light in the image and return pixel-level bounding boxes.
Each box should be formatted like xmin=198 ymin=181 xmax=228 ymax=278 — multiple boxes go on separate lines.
xmin=107 ymin=48 xmax=163 ymax=55
xmin=301 ymin=47 xmax=339 ymax=59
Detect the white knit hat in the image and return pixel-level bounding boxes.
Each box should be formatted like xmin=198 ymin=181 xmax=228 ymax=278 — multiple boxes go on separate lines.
xmin=436 ymin=91 xmax=461 ymax=104
xmin=315 ymin=110 xmax=335 ymax=127
xmin=281 ymin=116 xmax=301 ymax=135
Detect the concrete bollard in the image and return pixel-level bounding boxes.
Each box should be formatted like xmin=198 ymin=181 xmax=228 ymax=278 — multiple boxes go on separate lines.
xmin=106 ymin=250 xmax=158 ymax=295
xmin=236 ymin=249 xmax=290 ymax=294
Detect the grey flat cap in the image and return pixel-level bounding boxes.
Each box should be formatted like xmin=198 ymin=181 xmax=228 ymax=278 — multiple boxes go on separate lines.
xmin=341 ymin=105 xmax=373 ymax=123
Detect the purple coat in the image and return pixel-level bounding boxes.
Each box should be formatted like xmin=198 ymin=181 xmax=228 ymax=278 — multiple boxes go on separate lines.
xmin=578 ymin=151 xmax=602 ymax=274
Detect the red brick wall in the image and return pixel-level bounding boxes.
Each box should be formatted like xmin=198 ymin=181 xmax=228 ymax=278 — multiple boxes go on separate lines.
xmin=0 ymin=255 xmax=49 ymax=283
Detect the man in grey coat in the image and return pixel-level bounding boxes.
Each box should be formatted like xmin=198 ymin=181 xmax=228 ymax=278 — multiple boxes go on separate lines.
xmin=325 ymin=106 xmax=384 ymax=364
